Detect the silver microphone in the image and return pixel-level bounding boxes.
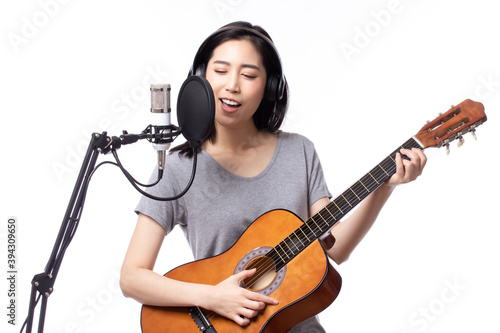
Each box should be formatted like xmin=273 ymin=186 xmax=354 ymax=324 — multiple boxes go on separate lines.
xmin=150 ymin=84 xmax=171 ymax=170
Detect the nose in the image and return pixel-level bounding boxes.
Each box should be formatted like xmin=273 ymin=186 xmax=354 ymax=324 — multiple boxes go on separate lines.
xmin=225 ymin=71 xmax=240 ymax=93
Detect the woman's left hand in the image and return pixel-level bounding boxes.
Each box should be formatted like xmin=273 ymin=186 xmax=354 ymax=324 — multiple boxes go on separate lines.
xmin=387 ymin=148 xmax=427 ymax=187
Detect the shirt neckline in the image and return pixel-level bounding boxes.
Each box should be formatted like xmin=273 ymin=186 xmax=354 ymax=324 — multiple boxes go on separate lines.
xmin=201 ymin=131 xmax=283 ymax=181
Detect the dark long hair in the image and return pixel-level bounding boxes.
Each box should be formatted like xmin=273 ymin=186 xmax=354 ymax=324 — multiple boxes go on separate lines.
xmin=170 ymin=21 xmax=289 ymax=157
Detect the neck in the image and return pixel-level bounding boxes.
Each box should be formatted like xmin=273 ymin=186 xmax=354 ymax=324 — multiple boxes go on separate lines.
xmin=208 ymin=122 xmax=263 ymax=153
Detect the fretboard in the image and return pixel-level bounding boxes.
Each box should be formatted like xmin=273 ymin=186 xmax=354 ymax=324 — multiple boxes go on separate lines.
xmin=268 ymin=137 xmax=423 ymax=271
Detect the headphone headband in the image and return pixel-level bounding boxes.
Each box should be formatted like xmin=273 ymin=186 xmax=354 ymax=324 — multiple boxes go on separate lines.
xmin=189 ymin=25 xmax=286 ymax=102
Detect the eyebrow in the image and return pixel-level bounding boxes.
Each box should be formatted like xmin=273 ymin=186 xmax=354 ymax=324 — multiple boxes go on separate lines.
xmin=212 ymin=60 xmax=261 ymax=71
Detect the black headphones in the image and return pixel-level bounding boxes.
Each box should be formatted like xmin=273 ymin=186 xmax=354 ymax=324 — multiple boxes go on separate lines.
xmin=188 ymin=25 xmax=286 ymax=103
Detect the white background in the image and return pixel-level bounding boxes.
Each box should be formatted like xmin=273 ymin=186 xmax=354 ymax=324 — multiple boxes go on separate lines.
xmin=1 ymin=0 xmax=499 ymax=332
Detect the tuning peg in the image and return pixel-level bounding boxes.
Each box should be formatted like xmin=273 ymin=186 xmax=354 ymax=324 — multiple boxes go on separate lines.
xmin=457 ymin=135 xmax=464 ymax=148
xmin=471 ymin=129 xmax=477 ymax=141
xmin=446 ymin=143 xmax=450 ymax=155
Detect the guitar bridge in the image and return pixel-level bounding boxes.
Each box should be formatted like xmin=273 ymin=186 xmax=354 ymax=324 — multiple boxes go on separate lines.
xmin=189 ymin=307 xmax=217 ymax=332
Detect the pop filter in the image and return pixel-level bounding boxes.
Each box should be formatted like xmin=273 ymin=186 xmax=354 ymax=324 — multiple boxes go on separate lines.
xmin=177 ymin=75 xmax=215 ymax=148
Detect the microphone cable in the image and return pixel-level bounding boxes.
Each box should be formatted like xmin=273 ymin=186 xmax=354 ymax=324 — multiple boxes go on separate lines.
xmin=110 ymin=148 xmax=198 ymax=201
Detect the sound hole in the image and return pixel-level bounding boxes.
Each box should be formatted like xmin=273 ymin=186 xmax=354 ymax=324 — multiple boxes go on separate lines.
xmin=242 ymin=256 xmax=276 ymax=291
xmin=234 ymin=247 xmax=286 ymax=296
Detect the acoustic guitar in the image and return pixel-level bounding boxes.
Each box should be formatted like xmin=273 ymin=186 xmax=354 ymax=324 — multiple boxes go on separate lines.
xmin=141 ymin=99 xmax=486 ymax=332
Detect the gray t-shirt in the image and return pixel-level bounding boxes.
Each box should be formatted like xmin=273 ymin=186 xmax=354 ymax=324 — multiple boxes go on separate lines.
xmin=136 ymin=131 xmax=332 ymax=332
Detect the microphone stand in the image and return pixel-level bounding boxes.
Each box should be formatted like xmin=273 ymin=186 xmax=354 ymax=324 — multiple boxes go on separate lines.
xmin=23 ymin=125 xmax=181 ymax=333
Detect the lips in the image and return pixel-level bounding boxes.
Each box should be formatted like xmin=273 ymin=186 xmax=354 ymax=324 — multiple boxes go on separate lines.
xmin=220 ymin=98 xmax=241 ymax=113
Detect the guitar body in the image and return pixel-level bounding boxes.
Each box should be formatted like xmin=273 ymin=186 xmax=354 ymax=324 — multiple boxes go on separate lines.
xmin=141 ymin=209 xmax=342 ymax=332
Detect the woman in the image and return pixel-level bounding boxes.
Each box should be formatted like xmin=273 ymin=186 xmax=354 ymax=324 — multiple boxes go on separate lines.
xmin=120 ymin=21 xmax=426 ymax=332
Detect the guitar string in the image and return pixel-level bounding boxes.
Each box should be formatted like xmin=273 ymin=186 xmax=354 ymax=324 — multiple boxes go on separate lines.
xmin=205 ymin=142 xmax=418 ymax=322
xmin=241 ymin=159 xmax=396 ymax=290
xmin=242 ymin=165 xmax=387 ymax=289
xmin=241 ymin=138 xmax=420 ymax=290
xmin=246 ymin=161 xmax=396 ymax=282
xmin=204 ymin=139 xmax=420 ymax=321
xmin=255 ymin=150 xmax=399 ymax=265
xmin=204 ymin=154 xmax=401 ymax=321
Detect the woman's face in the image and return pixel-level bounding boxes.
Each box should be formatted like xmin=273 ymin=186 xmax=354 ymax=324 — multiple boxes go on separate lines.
xmin=205 ymin=39 xmax=267 ymax=131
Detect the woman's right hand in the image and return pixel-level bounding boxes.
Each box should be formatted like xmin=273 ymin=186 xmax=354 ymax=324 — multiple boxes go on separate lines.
xmin=201 ymin=269 xmax=279 ymax=326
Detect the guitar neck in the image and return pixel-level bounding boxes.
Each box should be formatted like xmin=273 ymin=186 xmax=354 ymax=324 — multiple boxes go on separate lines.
xmin=269 ymin=137 xmax=424 ymax=271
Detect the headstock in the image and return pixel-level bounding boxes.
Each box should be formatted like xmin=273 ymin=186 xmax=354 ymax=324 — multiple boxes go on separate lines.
xmin=414 ymin=99 xmax=487 ymax=152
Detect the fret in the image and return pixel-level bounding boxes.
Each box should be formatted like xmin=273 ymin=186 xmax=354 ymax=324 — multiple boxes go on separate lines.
xmin=371 ymin=165 xmax=386 ymax=179
xmin=293 ymin=231 xmax=305 ymax=247
xmin=378 ymin=163 xmax=390 ymax=176
xmin=274 ymin=258 xmax=285 ymax=271
xmin=360 ymin=179 xmax=371 ymax=192
xmin=283 ymin=238 xmax=296 ymax=254
xmin=299 ymin=224 xmax=317 ymax=250
xmin=368 ymin=172 xmax=379 ymax=184
xmin=269 ymin=248 xmax=285 ymax=263
xmin=317 ymin=211 xmax=330 ymax=229
xmin=266 ymin=248 xmax=286 ymax=271
xmin=341 ymin=194 xmax=353 ymax=207
xmin=372 ymin=163 xmax=391 ymax=183
xmin=348 ymin=187 xmax=359 ymax=201
xmin=277 ymin=243 xmax=290 ymax=259
xmin=313 ymin=214 xmax=328 ymax=232
xmin=359 ymin=179 xmax=370 ymax=193
xmin=309 ymin=215 xmax=322 ymax=232
xmin=338 ymin=196 xmax=351 ymax=213
xmin=361 ymin=174 xmax=378 ymax=192
xmin=287 ymin=234 xmax=301 ymax=253
xmin=323 ymin=206 xmax=336 ymax=220
xmin=304 ymin=221 xmax=318 ymax=237
xmin=298 ymin=226 xmax=311 ymax=242
xmin=332 ymin=200 xmax=344 ymax=214
xmin=350 ymin=187 xmax=361 ymax=201
xmin=352 ymin=184 xmax=366 ymax=200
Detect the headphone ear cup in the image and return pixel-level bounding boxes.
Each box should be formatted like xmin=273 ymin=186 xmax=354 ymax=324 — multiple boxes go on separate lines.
xmin=265 ymin=74 xmax=285 ymax=102
xmin=265 ymin=74 xmax=279 ymax=102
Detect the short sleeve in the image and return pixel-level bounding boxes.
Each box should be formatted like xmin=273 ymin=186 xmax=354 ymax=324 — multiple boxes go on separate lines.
xmin=134 ymin=155 xmax=187 ymax=235
xmin=302 ymin=137 xmax=332 ymax=207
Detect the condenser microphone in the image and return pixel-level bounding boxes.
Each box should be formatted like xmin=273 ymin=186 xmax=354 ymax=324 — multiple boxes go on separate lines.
xmin=150 ymin=83 xmax=171 ymax=170
xmin=177 ymin=76 xmax=215 ymax=148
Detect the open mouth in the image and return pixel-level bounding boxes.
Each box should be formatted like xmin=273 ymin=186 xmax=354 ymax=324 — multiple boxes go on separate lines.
xmin=220 ymin=98 xmax=241 ymax=112
xmin=221 ymin=98 xmax=241 ymax=107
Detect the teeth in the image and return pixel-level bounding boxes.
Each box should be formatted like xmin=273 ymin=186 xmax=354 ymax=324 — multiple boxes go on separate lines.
xmin=222 ymin=98 xmax=240 ymax=106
